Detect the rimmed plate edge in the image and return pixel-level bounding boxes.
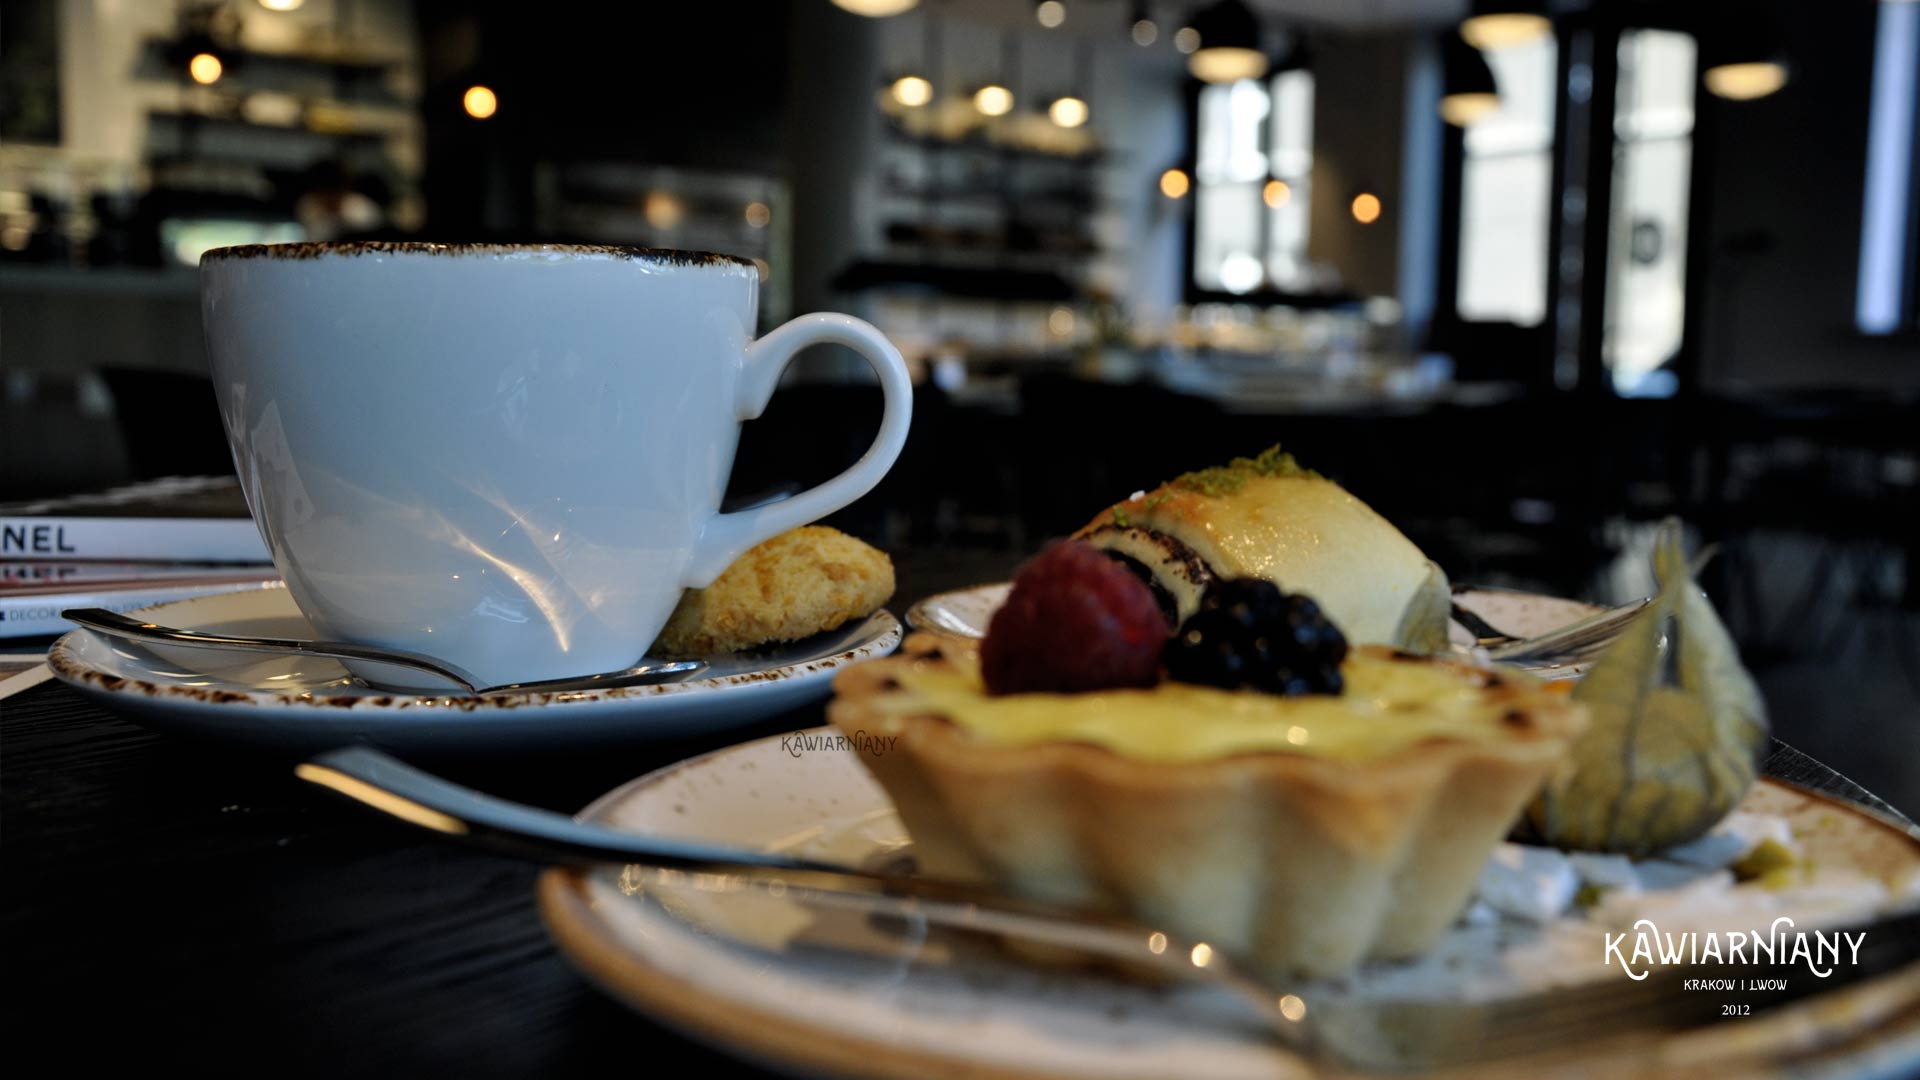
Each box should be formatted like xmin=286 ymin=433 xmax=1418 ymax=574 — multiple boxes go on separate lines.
xmin=46 ymin=609 xmax=901 ymax=714
xmin=538 ymin=731 xmax=1920 ymax=1080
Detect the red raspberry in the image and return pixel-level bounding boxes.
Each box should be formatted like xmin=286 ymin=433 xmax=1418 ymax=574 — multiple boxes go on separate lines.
xmin=981 ymin=539 xmax=1170 ymax=695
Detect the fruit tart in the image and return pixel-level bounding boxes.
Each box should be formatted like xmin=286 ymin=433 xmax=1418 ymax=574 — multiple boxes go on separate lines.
xmin=829 ymin=541 xmax=1586 ymax=978
xmin=1076 ymin=446 xmax=1452 ymax=652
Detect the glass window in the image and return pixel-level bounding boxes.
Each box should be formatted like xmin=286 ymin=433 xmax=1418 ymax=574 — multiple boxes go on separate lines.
xmin=1857 ymin=0 xmax=1919 ymax=335
xmin=1193 ymin=71 xmax=1315 ymax=294
xmin=1196 ymin=79 xmax=1270 ymax=186
xmin=1603 ymin=29 xmax=1696 ymax=396
xmin=1456 ymin=37 xmax=1557 ymax=325
xmin=1266 ymin=70 xmax=1313 ymax=290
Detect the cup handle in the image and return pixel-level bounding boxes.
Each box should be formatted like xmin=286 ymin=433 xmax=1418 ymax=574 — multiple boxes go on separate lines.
xmin=684 ymin=313 xmax=912 ymax=587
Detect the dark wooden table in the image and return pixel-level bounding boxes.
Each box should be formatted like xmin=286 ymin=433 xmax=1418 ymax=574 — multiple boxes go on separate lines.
xmin=7 ymin=543 xmax=1915 ymax=1076
xmin=0 ymin=548 xmax=1021 ymax=1077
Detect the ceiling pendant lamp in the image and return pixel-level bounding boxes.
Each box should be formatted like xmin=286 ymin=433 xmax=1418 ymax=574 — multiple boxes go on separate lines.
xmin=973 ymin=83 xmax=1015 ymax=117
xmin=830 ymin=0 xmax=919 ymax=16
xmin=1459 ymin=0 xmax=1551 ymax=50
xmin=1439 ymin=35 xmax=1500 ymax=126
xmin=1703 ymin=1 xmax=1789 ymax=101
xmin=889 ymin=74 xmax=933 ymax=107
xmin=1705 ymin=61 xmax=1788 ymax=101
xmin=1187 ymin=0 xmax=1268 ymax=84
xmin=188 ymin=51 xmax=225 ymax=84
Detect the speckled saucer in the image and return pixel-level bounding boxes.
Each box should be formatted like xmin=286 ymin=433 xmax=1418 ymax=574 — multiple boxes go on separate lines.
xmin=46 ymin=587 xmax=899 ymax=753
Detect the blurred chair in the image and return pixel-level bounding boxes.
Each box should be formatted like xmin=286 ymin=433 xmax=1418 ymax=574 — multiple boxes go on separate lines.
xmin=1693 ymin=389 xmax=1920 ymax=684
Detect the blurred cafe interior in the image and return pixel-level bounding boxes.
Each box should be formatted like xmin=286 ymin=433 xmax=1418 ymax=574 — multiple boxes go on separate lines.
xmin=1 ymin=1 xmax=1917 ymax=797
xmin=8 ymin=2 xmax=1920 ymax=1075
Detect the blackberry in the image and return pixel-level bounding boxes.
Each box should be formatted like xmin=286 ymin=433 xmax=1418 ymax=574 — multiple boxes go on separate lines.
xmin=1162 ymin=578 xmax=1347 ymax=695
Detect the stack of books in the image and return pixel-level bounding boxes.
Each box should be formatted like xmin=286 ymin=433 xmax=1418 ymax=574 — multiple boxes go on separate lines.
xmin=0 ymin=476 xmax=280 ymax=639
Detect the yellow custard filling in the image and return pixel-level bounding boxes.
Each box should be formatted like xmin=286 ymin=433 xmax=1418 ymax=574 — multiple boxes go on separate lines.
xmin=878 ymin=651 xmax=1533 ymax=763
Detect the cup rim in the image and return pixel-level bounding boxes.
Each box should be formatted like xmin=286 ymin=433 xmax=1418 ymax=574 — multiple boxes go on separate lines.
xmin=201 ymin=240 xmax=757 ymax=270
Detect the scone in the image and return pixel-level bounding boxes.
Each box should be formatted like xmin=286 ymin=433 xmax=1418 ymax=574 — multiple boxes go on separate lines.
xmin=653 ymin=526 xmax=894 ymax=655
xmin=830 ymin=631 xmax=1585 ymax=979
xmin=1076 ymin=446 xmax=1450 ymax=651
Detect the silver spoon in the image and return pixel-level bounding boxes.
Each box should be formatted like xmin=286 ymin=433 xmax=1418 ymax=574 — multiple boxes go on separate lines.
xmin=1455 ymin=547 xmax=1721 ymax=668
xmin=1456 ymin=596 xmax=1654 ymax=667
xmin=61 ymin=607 xmax=706 ymax=697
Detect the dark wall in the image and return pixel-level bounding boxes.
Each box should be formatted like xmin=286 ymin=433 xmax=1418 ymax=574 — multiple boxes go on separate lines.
xmin=1696 ymin=0 xmax=1916 ymax=391
xmin=416 ymin=1 xmax=793 ymax=236
xmin=1308 ymin=32 xmax=1412 ymax=301
xmin=783 ymin=0 xmax=880 ymax=321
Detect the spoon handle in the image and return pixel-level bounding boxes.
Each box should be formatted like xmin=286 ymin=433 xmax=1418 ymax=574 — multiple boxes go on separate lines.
xmin=1449 ymin=602 xmax=1520 ymax=646
xmin=300 ymin=745 xmax=848 ymax=871
xmin=62 ymin=606 xmax=485 ymax=691
xmin=296 ymin=746 xmax=1302 ymax=1038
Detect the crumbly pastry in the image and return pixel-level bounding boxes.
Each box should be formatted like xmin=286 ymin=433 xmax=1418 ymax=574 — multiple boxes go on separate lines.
xmin=652 ymin=526 xmax=894 ymax=655
xmin=829 ymin=632 xmax=1587 ymax=978
xmin=1076 ymin=448 xmax=1451 ymax=651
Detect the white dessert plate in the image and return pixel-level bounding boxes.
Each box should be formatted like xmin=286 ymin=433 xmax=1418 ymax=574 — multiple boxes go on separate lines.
xmin=907 ymin=581 xmax=1604 ymax=652
xmin=541 ymin=732 xmax=1920 ymax=1079
xmin=45 ymin=586 xmax=900 ymax=753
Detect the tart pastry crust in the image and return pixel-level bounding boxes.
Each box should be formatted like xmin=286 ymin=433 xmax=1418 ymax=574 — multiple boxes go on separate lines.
xmin=829 ymin=634 xmax=1586 ymax=978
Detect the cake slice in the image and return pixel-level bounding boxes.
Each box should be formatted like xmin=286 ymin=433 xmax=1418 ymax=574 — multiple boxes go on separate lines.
xmin=1076 ymin=447 xmax=1450 ymax=651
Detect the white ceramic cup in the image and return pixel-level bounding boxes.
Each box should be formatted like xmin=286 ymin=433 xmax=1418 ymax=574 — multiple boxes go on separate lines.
xmin=202 ymin=241 xmax=911 ymax=689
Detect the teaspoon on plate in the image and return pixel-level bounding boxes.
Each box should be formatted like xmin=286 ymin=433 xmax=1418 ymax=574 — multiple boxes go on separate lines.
xmin=61 ymin=607 xmax=706 ymax=697
xmin=1453 ymin=595 xmax=1653 ymax=668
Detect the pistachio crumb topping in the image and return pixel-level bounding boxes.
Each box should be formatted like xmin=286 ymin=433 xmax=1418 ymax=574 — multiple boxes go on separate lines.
xmin=1731 ymin=838 xmax=1798 ymax=885
xmin=1104 ymin=445 xmax=1320 ymax=522
xmin=1170 ymin=444 xmax=1321 ymax=498
xmin=1170 ymin=466 xmax=1249 ymax=497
